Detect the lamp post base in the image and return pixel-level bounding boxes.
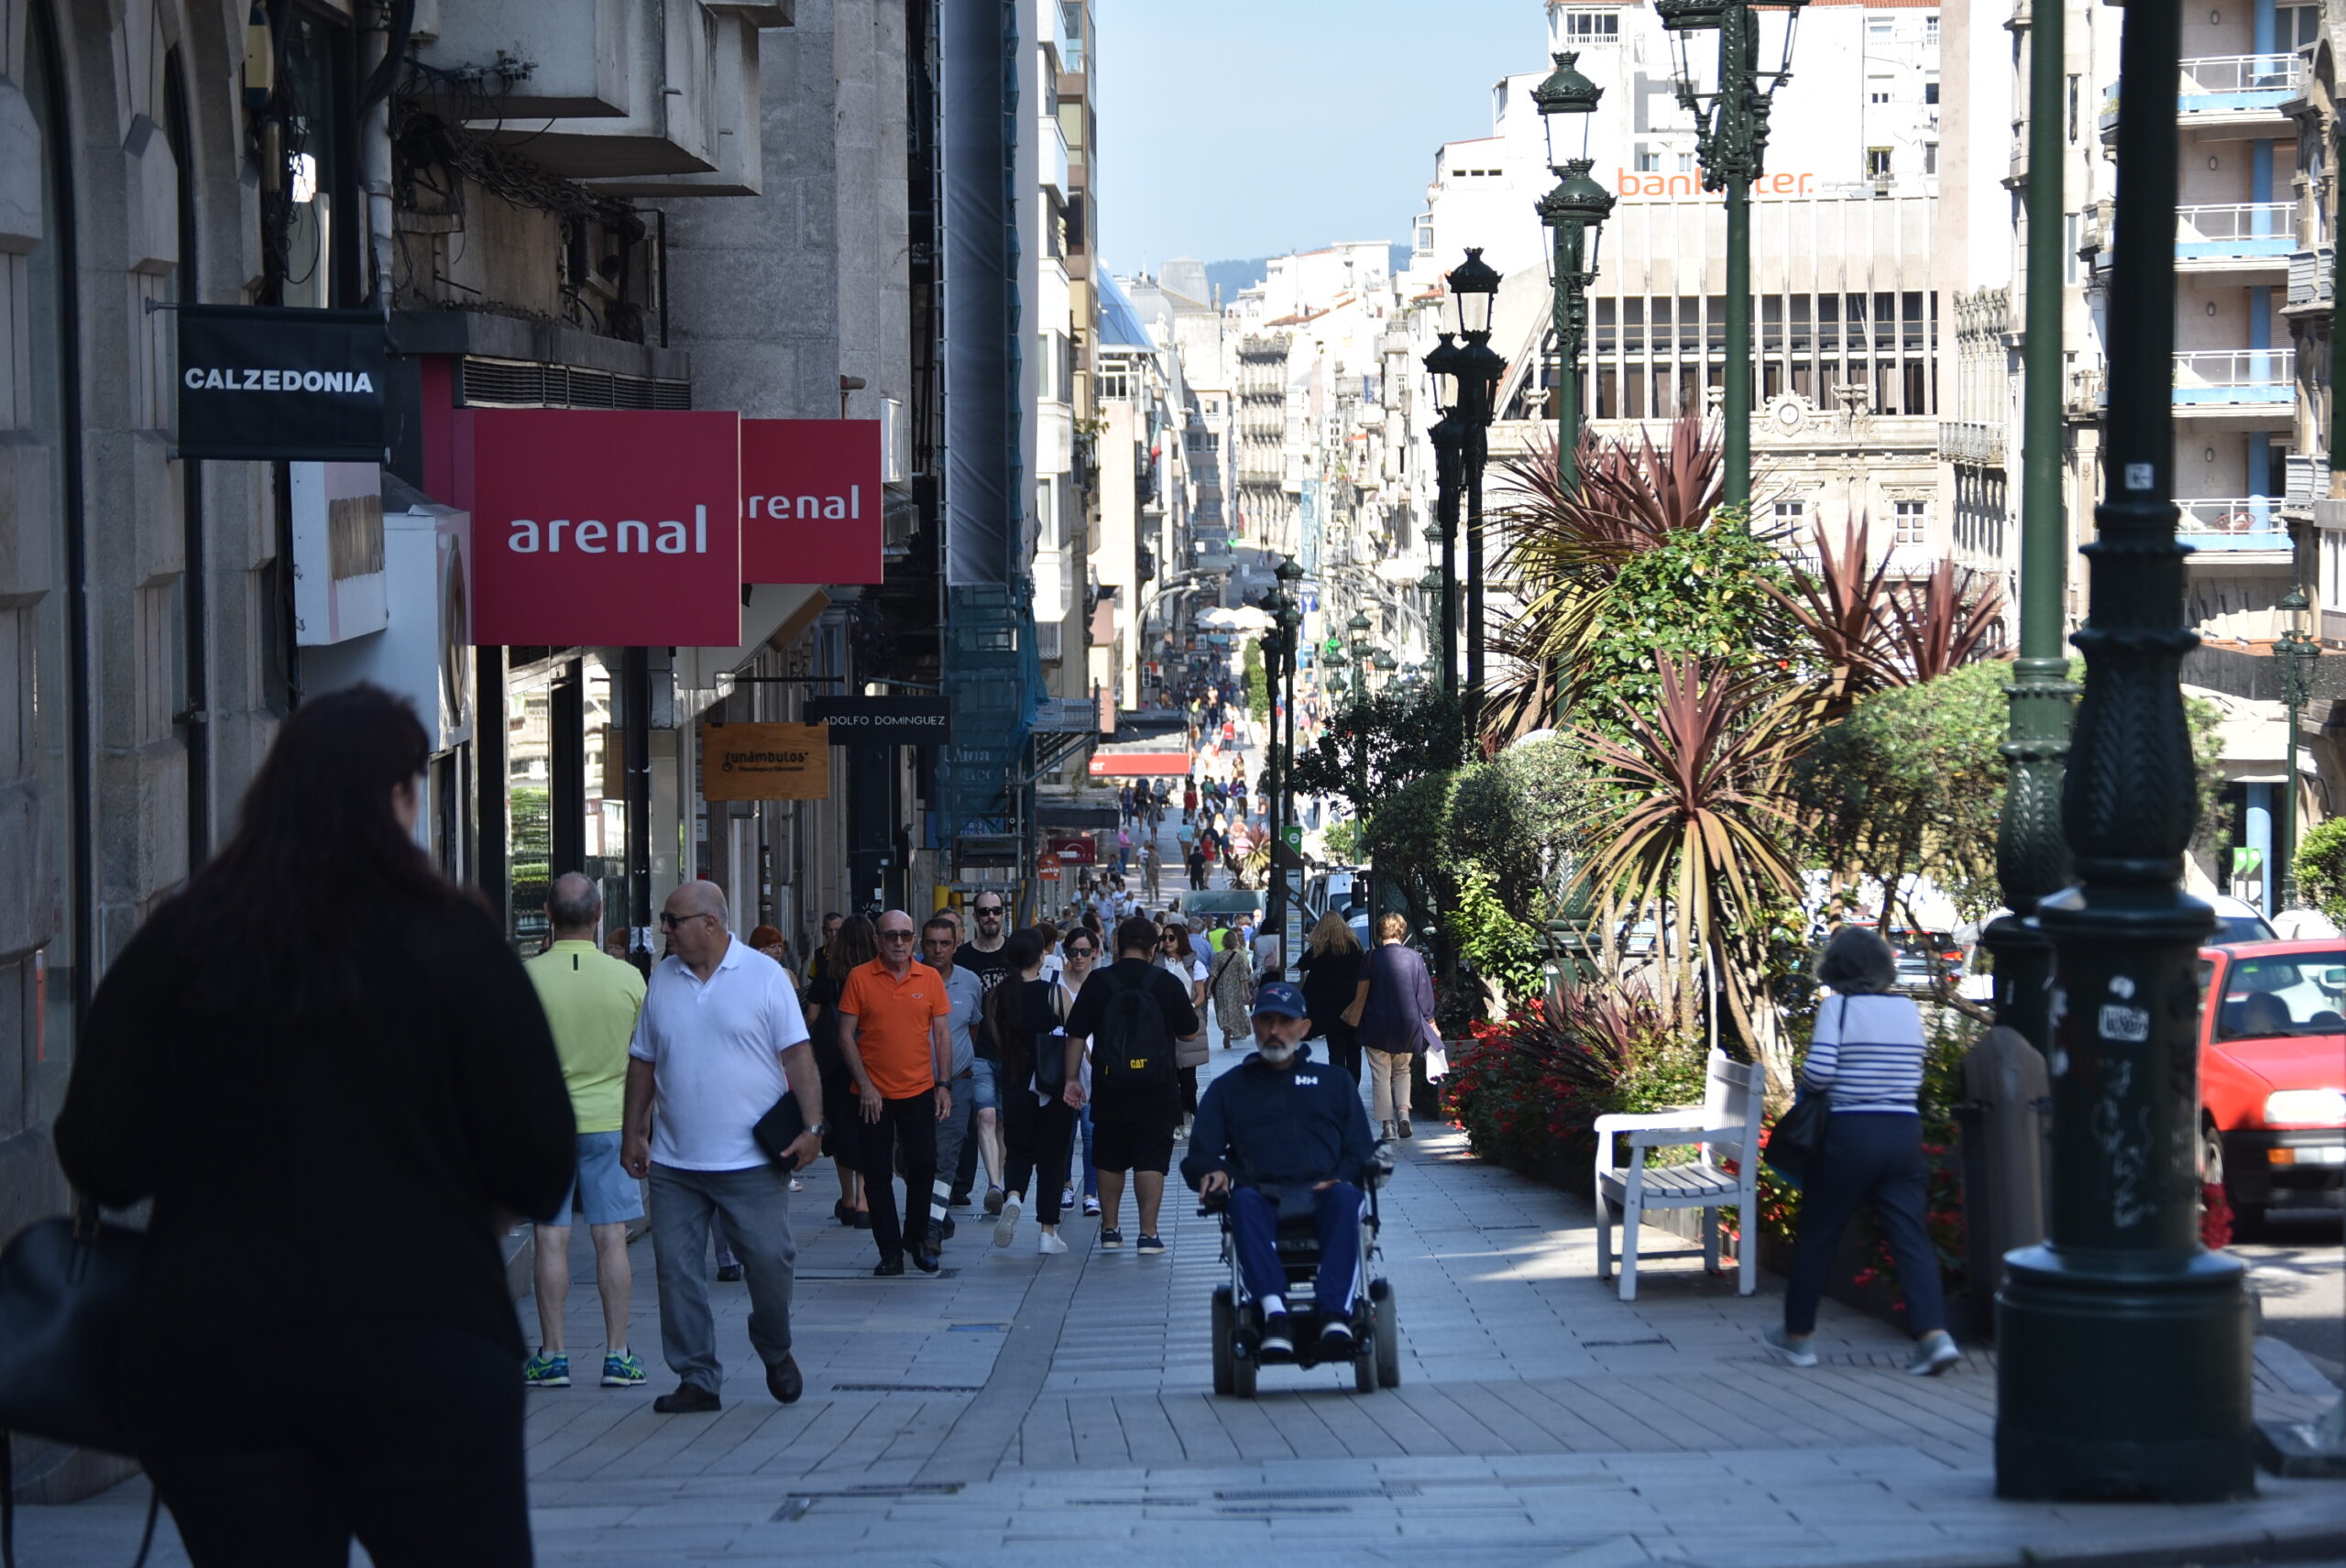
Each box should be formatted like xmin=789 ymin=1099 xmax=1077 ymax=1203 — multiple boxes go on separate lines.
xmin=1995 ymin=1243 xmax=2255 ymax=1501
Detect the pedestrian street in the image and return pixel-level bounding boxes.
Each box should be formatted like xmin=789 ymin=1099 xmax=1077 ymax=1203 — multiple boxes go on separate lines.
xmin=22 ymin=1034 xmax=2339 ymax=1567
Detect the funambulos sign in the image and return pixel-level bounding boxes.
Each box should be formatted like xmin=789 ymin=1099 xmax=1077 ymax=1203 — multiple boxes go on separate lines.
xmin=455 ymin=408 xmax=743 ymax=647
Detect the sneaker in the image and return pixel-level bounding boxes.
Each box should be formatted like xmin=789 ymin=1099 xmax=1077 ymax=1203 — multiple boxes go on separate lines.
xmin=1257 ymin=1315 xmax=1296 ymax=1361
xmin=1063 ymin=1186 xmax=1080 ymax=1211
xmin=787 ymin=1176 xmax=805 ymax=1192
xmin=1135 ymin=1234 xmax=1166 ymax=1255
xmin=716 ymin=1264 xmax=743 ymax=1283
xmin=1762 ymin=1325 xmax=1818 ymax=1368
xmin=600 ymin=1350 xmax=647 ymax=1387
xmin=1320 ymin=1319 xmax=1355 ymax=1349
xmin=983 ymin=1187 xmax=1006 ymax=1216
xmin=521 ymin=1350 xmax=571 ymax=1388
xmin=1037 ymin=1230 xmax=1068 ymax=1255
xmin=1398 ymin=1119 xmax=1413 ymax=1139
xmin=1099 ymin=1228 xmax=1124 ymax=1249
xmin=1379 ymin=1121 xmax=1397 ymax=1142
xmin=1082 ymin=1195 xmax=1101 ymax=1216
xmin=1907 ymin=1331 xmax=1961 ymax=1376
xmin=949 ymin=1190 xmax=974 ymax=1208
xmin=994 ymin=1195 xmax=1023 ymax=1248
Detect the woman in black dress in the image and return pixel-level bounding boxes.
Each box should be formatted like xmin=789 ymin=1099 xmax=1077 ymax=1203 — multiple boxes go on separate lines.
xmin=984 ymin=930 xmax=1078 ymax=1255
xmin=803 ymin=913 xmax=878 ymax=1226
xmin=1298 ymin=911 xmax=1367 ymax=1081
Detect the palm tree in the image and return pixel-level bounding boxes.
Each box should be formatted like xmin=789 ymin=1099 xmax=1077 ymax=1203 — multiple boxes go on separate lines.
xmin=1769 ymin=518 xmax=2007 ymax=722
xmin=1574 ymin=654 xmax=1810 ymax=1098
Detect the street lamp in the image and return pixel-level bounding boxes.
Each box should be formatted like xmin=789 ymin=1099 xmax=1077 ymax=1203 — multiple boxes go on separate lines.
xmin=1661 ymin=0 xmax=1805 ymax=509
xmin=1423 ymin=332 xmax=1467 ymax=701
xmin=1266 ymin=555 xmax=1306 ymax=976
xmin=1448 ymin=250 xmax=1506 ymax=717
xmin=2275 ymin=584 xmax=2321 ymax=910
xmin=1998 ymin=0 xmax=2253 ymax=1501
xmin=1534 ymin=53 xmax=1613 ymax=495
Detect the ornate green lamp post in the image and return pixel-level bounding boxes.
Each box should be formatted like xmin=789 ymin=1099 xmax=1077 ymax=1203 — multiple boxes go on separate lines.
xmin=2275 ymin=585 xmax=2320 ymax=910
xmin=1533 ymin=53 xmax=1613 ymax=494
xmin=1980 ymin=0 xmax=2074 ymax=1053
xmin=1996 ymin=0 xmax=2253 ymax=1499
xmin=1658 ymin=0 xmax=1805 ymax=508
xmin=1264 ymin=554 xmax=1305 ymax=976
xmin=1447 ymin=250 xmax=1505 ymax=717
xmin=1423 ymin=335 xmax=1466 ymax=701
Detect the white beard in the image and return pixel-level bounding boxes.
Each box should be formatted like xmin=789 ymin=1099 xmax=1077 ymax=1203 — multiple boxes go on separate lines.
xmin=1257 ymin=1041 xmax=1297 ymax=1064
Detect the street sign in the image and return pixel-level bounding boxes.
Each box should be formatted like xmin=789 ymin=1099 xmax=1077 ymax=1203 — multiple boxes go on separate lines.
xmin=700 ymin=721 xmax=829 ymax=801
xmin=1283 ymin=824 xmax=1303 ymax=851
xmin=804 ymin=695 xmax=952 ymax=744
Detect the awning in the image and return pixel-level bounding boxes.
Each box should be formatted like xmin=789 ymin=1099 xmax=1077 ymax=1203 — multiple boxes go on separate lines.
xmin=1086 ymin=741 xmax=1190 ymax=777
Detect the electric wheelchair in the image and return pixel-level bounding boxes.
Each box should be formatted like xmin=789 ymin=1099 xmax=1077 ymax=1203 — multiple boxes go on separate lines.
xmin=1201 ymin=1144 xmax=1399 ymax=1398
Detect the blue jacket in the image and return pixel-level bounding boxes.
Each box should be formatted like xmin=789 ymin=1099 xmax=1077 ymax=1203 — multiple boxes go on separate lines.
xmin=1181 ymin=1046 xmax=1376 ymax=1190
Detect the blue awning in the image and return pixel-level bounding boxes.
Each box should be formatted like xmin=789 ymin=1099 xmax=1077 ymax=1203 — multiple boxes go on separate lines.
xmin=1099 ymin=271 xmax=1156 ymax=351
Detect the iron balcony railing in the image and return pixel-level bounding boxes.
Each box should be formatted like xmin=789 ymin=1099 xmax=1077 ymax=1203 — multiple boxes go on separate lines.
xmin=2172 ymin=348 xmax=2294 ymax=407
xmin=2176 ymin=496 xmax=2285 ymax=538
xmin=2177 ymin=53 xmax=2303 ymax=114
xmin=2288 ymin=453 xmax=2330 ymax=507
xmin=2175 ymin=203 xmax=2296 ymax=261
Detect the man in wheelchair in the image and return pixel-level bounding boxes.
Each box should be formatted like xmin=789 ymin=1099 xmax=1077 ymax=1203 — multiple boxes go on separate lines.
xmin=1181 ymin=982 xmax=1377 ymax=1363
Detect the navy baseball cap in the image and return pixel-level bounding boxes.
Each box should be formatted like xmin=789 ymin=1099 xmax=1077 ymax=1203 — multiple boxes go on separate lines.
xmin=1253 ymin=981 xmax=1308 ymax=1019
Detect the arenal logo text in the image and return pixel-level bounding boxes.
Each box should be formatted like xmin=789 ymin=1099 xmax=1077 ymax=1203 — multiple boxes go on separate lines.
xmin=749 ymin=486 xmax=862 ymax=521
xmin=182 ymin=367 xmax=378 ymax=393
xmin=505 ymin=505 xmax=713 ymax=554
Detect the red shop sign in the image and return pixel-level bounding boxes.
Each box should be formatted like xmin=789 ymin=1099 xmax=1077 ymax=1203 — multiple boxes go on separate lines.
xmin=457 ymin=409 xmax=743 ymax=647
xmin=740 ymin=418 xmax=884 ymax=586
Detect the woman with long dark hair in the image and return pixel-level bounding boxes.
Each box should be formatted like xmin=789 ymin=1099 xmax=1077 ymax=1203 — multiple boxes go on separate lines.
xmin=985 ymin=930 xmax=1079 ymax=1255
xmin=53 ymin=685 xmax=575 ymax=1565
xmin=803 ymin=913 xmax=880 ymax=1227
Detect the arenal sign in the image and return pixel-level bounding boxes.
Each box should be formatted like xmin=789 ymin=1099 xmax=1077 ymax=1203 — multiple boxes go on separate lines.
xmin=175 ymin=305 xmax=388 ymax=460
xmin=740 ymin=419 xmax=884 ymax=586
xmin=456 ymin=408 xmax=743 ymax=647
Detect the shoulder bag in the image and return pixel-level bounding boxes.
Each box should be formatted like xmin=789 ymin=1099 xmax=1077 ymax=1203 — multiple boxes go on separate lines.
xmin=0 ymin=1197 xmax=161 ymax=1567
xmin=1763 ymin=997 xmax=1840 ymax=1186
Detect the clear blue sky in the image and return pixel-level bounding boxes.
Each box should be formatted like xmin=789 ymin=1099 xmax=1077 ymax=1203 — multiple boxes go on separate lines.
xmin=1092 ymin=0 xmax=1540 ymax=272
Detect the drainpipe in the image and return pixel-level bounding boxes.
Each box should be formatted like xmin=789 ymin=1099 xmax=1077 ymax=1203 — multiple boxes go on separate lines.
xmin=359 ymin=0 xmax=411 ymax=316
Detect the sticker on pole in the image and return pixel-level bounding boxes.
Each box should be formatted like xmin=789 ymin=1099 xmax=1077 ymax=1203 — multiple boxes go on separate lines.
xmin=2124 ymin=463 xmax=2154 ymax=491
xmin=2099 ymin=1003 xmax=2151 ymax=1043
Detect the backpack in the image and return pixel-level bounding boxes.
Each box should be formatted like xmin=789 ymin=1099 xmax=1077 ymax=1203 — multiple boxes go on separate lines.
xmin=1093 ymin=966 xmax=1177 ymax=1100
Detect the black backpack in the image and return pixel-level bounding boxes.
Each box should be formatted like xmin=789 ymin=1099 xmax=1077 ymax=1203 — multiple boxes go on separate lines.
xmin=1093 ymin=966 xmax=1177 ymax=1099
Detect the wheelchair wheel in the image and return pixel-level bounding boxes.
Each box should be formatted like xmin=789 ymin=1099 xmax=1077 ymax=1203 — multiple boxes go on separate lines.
xmin=1211 ymin=1288 xmax=1236 ymax=1397
xmin=1352 ymin=1335 xmax=1377 ymax=1394
xmin=1371 ymin=1279 xmax=1400 ymax=1388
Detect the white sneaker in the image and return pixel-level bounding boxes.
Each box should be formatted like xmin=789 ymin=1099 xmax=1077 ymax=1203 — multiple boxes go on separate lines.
xmin=1906 ymin=1331 xmax=1961 ymax=1376
xmin=1037 ymin=1230 xmax=1068 ymax=1255
xmin=993 ymin=1195 xmax=1022 ymax=1248
xmin=1763 ymin=1325 xmax=1818 ymax=1368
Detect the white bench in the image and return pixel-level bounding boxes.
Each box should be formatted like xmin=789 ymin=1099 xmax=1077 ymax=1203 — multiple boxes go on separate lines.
xmin=1593 ymin=1049 xmax=1763 ymax=1301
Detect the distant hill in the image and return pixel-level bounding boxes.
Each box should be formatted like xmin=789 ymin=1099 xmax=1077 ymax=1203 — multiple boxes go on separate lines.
xmin=1200 ymin=244 xmax=1412 ymax=307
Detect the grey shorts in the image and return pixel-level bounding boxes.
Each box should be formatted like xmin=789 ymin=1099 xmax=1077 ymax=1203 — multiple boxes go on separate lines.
xmin=548 ymin=1131 xmax=645 ymax=1228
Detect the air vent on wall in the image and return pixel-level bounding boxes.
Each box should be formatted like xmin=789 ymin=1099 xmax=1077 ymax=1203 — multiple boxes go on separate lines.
xmin=456 ymin=356 xmax=691 ymax=412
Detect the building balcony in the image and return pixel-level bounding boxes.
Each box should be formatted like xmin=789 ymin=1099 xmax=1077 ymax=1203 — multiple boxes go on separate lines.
xmin=2288 ymin=452 xmax=2330 ymax=509
xmin=2288 ymin=246 xmax=2336 ymax=310
xmin=2178 ymin=497 xmax=2292 ymax=563
xmin=2175 ymin=203 xmax=2295 ymax=276
xmin=1937 ymin=420 xmax=2006 ymax=467
xmin=2173 ymin=348 xmax=2295 ymax=419
xmin=2177 ymin=54 xmax=2301 ymax=135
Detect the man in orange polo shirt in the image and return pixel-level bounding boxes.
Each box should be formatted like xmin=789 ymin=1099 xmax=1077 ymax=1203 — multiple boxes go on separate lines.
xmin=837 ymin=910 xmax=954 ymax=1276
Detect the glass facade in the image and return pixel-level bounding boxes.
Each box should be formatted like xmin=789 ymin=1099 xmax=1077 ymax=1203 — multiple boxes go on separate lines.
xmin=503 ymin=652 xmax=633 ymax=959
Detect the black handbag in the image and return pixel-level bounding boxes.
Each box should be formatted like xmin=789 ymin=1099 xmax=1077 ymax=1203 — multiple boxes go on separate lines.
xmin=1764 ymin=999 xmax=1841 ymax=1185
xmin=0 ymin=1198 xmax=160 ymax=1567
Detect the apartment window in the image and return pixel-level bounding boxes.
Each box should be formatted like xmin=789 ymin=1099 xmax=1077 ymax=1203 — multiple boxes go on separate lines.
xmin=2066 ymin=74 xmax=2081 ymax=142
xmin=1773 ymin=499 xmax=1806 ymax=527
xmin=1926 ymin=14 xmax=1939 ymax=42
xmin=1867 ymin=147 xmax=1893 ymax=179
xmin=1036 ymin=334 xmax=1055 ymax=400
xmin=1415 ymin=219 xmax=1434 ymax=253
xmin=1562 ymin=8 xmax=1621 ymax=44
xmin=2064 ymin=213 xmax=2082 ymax=285
xmin=1635 ymin=145 xmax=1661 ymax=172
xmin=2324 ymin=525 xmax=2346 ymax=613
xmin=1924 ymin=81 xmax=1940 ymax=105
xmin=1871 ymin=89 xmax=1892 ymax=104
xmin=2280 ymin=3 xmax=2320 ymax=48
xmin=1925 ymin=142 xmax=1939 ymax=174
xmin=1869 ymin=16 xmax=1894 ymax=38
xmin=1894 ymin=499 xmax=1929 ymax=547
xmin=1677 ymin=151 xmax=1695 ymax=172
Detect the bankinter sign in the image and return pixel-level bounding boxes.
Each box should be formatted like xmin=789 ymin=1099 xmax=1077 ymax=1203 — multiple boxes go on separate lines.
xmin=457 ymin=408 xmax=743 ymax=647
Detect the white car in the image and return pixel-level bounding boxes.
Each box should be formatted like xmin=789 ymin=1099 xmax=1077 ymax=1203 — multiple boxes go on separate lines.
xmin=2206 ymin=894 xmax=2280 ymax=947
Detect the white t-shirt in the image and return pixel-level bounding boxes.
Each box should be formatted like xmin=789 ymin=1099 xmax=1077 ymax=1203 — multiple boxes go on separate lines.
xmin=628 ymin=938 xmax=812 ymax=1170
xmin=941 ymin=964 xmax=983 ymax=1078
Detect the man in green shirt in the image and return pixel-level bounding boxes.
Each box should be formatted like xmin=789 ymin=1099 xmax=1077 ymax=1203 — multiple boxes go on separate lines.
xmin=523 ymin=872 xmax=650 ymax=1391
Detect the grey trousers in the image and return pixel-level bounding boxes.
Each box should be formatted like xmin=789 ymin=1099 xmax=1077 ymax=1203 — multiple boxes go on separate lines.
xmin=928 ymin=1070 xmax=976 ymax=1240
xmin=649 ymin=1162 xmax=797 ymax=1395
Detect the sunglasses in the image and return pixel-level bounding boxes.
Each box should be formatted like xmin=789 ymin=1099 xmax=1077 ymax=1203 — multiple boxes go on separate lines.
xmin=659 ymin=912 xmax=711 ymax=930
xmin=880 ymin=928 xmax=915 ymax=941
xmin=973 ymin=905 xmax=1004 ymax=916
xmin=1066 ymin=945 xmax=1096 ymax=957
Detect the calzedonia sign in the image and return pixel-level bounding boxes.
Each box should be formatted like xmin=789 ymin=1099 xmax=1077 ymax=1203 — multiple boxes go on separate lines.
xmin=456 ymin=408 xmax=742 ymax=647
xmin=175 ymin=305 xmax=388 ymax=461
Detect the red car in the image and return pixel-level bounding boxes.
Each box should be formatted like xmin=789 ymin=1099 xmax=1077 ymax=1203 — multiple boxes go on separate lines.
xmin=2198 ymin=939 xmax=2346 ymax=1232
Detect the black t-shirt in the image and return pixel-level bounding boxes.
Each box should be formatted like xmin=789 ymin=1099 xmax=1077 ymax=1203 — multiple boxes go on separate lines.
xmin=1064 ymin=957 xmax=1201 ymax=1046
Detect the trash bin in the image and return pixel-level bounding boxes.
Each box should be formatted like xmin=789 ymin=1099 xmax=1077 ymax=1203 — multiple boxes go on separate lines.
xmin=1955 ymin=1025 xmax=2052 ymax=1342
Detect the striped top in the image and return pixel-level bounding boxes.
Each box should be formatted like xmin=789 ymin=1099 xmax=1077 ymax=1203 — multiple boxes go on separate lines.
xmin=1802 ymin=992 xmax=1927 ymax=1113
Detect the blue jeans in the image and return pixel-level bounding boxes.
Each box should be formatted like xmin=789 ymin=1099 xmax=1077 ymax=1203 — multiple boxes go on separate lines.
xmin=1229 ymin=1182 xmax=1365 ymax=1318
xmin=1783 ymin=1112 xmax=1946 ymax=1336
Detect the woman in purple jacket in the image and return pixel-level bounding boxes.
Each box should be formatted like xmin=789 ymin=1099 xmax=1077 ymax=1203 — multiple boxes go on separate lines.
xmin=1355 ymin=911 xmax=1437 ymax=1140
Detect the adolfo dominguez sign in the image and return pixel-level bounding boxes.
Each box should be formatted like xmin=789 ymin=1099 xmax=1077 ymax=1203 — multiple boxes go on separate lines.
xmin=803 ymin=695 xmax=952 ymax=744
xmin=175 ymin=305 xmax=388 ymax=461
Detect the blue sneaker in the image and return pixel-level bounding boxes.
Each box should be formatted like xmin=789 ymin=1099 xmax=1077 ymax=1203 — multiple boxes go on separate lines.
xmin=601 ymin=1350 xmax=647 ymax=1387
xmin=521 ymin=1350 xmax=571 ymax=1388
xmin=1098 ymin=1227 xmax=1124 ymax=1249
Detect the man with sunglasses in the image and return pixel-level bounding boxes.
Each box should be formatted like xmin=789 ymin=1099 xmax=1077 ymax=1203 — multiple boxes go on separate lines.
xmin=621 ymin=882 xmax=821 ymax=1415
xmin=836 ymin=911 xmax=954 ymax=1275
xmin=954 ymin=892 xmax=1015 ymax=1211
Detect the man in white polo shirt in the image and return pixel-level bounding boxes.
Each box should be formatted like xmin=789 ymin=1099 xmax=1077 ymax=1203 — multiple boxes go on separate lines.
xmin=620 ymin=881 xmax=822 ymax=1415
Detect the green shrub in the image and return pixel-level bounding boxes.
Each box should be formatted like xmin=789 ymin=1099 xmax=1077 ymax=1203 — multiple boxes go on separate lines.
xmin=2297 ymin=816 xmax=2346 ymax=926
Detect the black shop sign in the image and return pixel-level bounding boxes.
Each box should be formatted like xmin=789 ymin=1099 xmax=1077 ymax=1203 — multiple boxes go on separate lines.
xmin=175 ymin=305 xmax=388 ymax=461
xmin=804 ymin=696 xmax=954 ymax=745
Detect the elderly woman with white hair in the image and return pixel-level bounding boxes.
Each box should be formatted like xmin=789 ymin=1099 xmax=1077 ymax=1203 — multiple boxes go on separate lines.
xmin=1765 ymin=925 xmax=1961 ymax=1377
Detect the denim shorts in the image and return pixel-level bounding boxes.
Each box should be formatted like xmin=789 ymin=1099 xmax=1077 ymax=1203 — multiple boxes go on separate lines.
xmin=549 ymin=1130 xmax=645 ymax=1228
xmin=970 ymin=1057 xmax=1001 ymax=1112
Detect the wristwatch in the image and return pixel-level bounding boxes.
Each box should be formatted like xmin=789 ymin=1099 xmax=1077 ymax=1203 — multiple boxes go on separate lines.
xmin=808 ymin=1120 xmax=828 ymax=1140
